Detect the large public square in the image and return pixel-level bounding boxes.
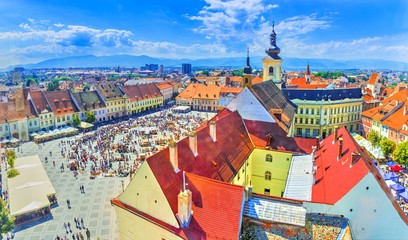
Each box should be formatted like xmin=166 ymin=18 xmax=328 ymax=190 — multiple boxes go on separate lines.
xmin=1 ymin=109 xmax=216 ymax=240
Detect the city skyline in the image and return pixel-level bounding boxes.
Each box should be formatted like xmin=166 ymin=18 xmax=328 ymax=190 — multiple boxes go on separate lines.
xmin=0 ymin=0 xmax=407 ymax=68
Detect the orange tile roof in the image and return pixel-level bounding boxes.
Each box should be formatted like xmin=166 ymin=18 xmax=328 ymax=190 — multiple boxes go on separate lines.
xmin=228 ymin=76 xmax=243 ymax=82
xmin=155 ymin=82 xmax=172 ymax=90
xmin=30 ymin=90 xmax=50 ymax=113
xmin=220 ymin=87 xmax=243 ymax=94
xmin=252 ymin=76 xmax=263 ymax=84
xmin=177 ymin=83 xmax=221 ymax=100
xmin=0 ymin=100 xmax=36 ymax=123
xmin=368 ymin=73 xmax=379 ymax=85
xmin=291 ymin=77 xmax=307 ymax=85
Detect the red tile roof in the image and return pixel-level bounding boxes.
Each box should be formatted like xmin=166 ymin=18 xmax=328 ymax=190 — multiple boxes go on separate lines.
xmin=252 ymin=76 xmax=263 ymax=85
xmin=112 ymin=173 xmax=245 ymax=240
xmin=29 ymin=90 xmax=50 ymax=113
xmin=244 ymin=120 xmax=315 ymax=154
xmin=122 ymin=83 xmax=162 ymax=102
xmin=312 ymin=127 xmax=371 ymax=204
xmin=44 ymin=90 xmax=77 ymax=116
xmin=291 ymin=77 xmax=307 ymax=85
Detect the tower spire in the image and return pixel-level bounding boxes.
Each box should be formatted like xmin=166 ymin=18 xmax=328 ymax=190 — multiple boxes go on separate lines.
xmin=265 ymin=20 xmax=281 ymax=59
xmin=243 ymin=48 xmax=252 ymax=74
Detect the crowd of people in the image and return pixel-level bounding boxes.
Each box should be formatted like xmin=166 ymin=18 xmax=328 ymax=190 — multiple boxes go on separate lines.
xmin=57 ymin=109 xmax=208 ymax=180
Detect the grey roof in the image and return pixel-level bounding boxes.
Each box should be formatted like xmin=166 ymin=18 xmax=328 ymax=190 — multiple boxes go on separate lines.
xmin=252 ymin=81 xmax=297 ymax=131
xmin=71 ymin=91 xmax=106 ymax=111
xmin=283 ymin=155 xmax=314 ymax=201
xmin=244 ymin=196 xmax=306 ymax=227
xmin=282 ymin=88 xmax=362 ymax=101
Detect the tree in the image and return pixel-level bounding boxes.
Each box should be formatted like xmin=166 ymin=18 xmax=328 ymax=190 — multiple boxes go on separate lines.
xmin=0 ymin=198 xmax=14 ymax=234
xmin=83 ymin=84 xmax=91 ymax=92
xmin=393 ymin=141 xmax=408 ymax=166
xmin=47 ymin=78 xmax=60 ymax=91
xmin=72 ymin=113 xmax=80 ymax=127
xmin=367 ymin=131 xmax=381 ymax=147
xmin=25 ymin=78 xmax=36 ymax=87
xmin=86 ymin=111 xmax=96 ymax=123
xmin=5 ymin=149 xmax=16 ymax=168
xmin=380 ymin=138 xmax=396 ymax=158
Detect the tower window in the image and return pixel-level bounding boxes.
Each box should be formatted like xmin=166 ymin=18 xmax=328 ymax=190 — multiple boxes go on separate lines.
xmin=269 ymin=67 xmax=274 ymax=75
xmin=265 ymin=154 xmax=273 ymax=162
xmin=265 ymin=171 xmax=272 ymax=180
xmin=245 ymin=78 xmax=249 ymax=84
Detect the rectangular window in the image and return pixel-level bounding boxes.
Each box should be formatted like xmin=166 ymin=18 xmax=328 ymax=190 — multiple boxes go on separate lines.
xmin=264 ymin=189 xmax=270 ymax=195
xmin=306 ymin=109 xmax=309 ymax=114
xmin=305 ymin=128 xmax=311 ymax=137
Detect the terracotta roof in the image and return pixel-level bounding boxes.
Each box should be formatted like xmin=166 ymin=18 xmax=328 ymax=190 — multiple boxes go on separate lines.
xmin=252 ymin=76 xmax=263 ymax=85
xmin=368 ymin=73 xmax=379 ymax=85
xmin=244 ymin=120 xmax=315 ymax=154
xmin=220 ymin=87 xmax=243 ymax=94
xmin=121 ymin=83 xmax=162 ymax=102
xmin=291 ymin=77 xmax=307 ymax=85
xmin=112 ymin=173 xmax=244 ymax=240
xmin=147 ymin=110 xmax=254 ymax=183
xmin=382 ymin=88 xmax=408 ymax=104
xmin=228 ymin=76 xmax=243 ymax=82
xmin=252 ymin=81 xmax=297 ymax=132
xmin=43 ymin=90 xmax=77 ymax=116
xmin=155 ymin=82 xmax=173 ymax=90
xmin=0 ymin=100 xmax=37 ymax=123
xmin=177 ymin=83 xmax=221 ymax=101
xmin=29 ymin=90 xmax=51 ymax=114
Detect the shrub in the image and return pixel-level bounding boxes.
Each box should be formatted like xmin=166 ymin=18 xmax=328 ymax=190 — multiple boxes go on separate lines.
xmin=7 ymin=169 xmax=20 ymax=178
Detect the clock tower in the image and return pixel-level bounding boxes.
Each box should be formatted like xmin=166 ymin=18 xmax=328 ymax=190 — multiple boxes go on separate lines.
xmin=263 ymin=22 xmax=283 ymax=88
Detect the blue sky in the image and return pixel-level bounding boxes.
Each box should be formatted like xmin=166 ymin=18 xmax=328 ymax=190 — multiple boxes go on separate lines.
xmin=0 ymin=0 xmax=407 ymax=68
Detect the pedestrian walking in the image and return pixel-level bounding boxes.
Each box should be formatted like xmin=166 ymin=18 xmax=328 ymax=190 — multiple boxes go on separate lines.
xmin=53 ymin=161 xmax=56 ymax=167
xmin=67 ymin=199 xmax=71 ymax=209
xmin=67 ymin=222 xmax=71 ymax=232
xmin=86 ymin=228 xmax=90 ymax=240
xmin=81 ymin=218 xmax=84 ymax=228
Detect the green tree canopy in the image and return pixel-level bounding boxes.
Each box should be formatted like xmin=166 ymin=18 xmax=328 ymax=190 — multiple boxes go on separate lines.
xmin=367 ymin=131 xmax=381 ymax=147
xmin=380 ymin=138 xmax=396 ymax=158
xmin=0 ymin=198 xmax=14 ymax=234
xmin=232 ymin=69 xmax=243 ymax=77
xmin=47 ymin=78 xmax=60 ymax=91
xmin=72 ymin=113 xmax=80 ymax=127
xmin=86 ymin=111 xmax=96 ymax=123
xmin=393 ymin=141 xmax=408 ymax=166
xmin=5 ymin=149 xmax=16 ymax=168
xmin=25 ymin=78 xmax=37 ymax=87
xmin=83 ymin=84 xmax=91 ymax=92
xmin=314 ymin=71 xmax=344 ymax=79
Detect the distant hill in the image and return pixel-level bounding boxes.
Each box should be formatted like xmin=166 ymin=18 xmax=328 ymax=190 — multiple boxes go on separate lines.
xmin=16 ymin=54 xmax=408 ymax=71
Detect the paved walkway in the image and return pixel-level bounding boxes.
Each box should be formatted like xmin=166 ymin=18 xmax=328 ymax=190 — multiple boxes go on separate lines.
xmin=3 ymin=135 xmax=128 ymax=240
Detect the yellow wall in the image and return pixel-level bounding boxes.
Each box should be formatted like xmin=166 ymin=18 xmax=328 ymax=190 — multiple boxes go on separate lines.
xmin=117 ymin=162 xmax=179 ymax=229
xmin=106 ymin=98 xmax=128 ymax=118
xmin=249 ymin=149 xmax=292 ymax=197
xmin=115 ymin=207 xmax=182 ymax=240
xmin=129 ymin=96 xmax=164 ymax=113
xmin=262 ymin=58 xmax=282 ymax=82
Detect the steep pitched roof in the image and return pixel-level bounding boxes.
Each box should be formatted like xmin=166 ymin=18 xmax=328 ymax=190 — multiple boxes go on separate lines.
xmin=29 ymin=90 xmax=51 ymax=114
xmin=368 ymin=73 xmax=380 ymax=85
xmin=177 ymin=83 xmax=221 ymax=101
xmin=43 ymin=90 xmax=77 ymax=116
xmin=251 ymin=81 xmax=297 ymax=132
xmin=244 ymin=120 xmax=315 ymax=154
xmin=0 ymin=100 xmax=37 ymax=123
xmin=312 ymin=127 xmax=371 ymax=204
xmin=71 ymin=91 xmax=106 ymax=111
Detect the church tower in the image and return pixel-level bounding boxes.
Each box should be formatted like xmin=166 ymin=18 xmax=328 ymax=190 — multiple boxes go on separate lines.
xmin=263 ymin=22 xmax=283 ymax=88
xmin=242 ymin=48 xmax=254 ymax=89
xmin=305 ymin=62 xmax=311 ymax=83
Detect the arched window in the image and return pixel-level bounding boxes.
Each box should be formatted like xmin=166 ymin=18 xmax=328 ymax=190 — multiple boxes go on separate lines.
xmin=265 ymin=154 xmax=273 ymax=162
xmin=244 ymin=78 xmax=249 ymax=84
xmin=269 ymin=66 xmax=274 ymax=75
xmin=265 ymin=171 xmax=272 ymax=181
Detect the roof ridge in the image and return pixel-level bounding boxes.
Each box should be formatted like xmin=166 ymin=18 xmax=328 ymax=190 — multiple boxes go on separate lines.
xmin=185 ymin=172 xmax=244 ymax=190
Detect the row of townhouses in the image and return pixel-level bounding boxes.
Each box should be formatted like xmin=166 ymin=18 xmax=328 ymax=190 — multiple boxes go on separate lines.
xmin=0 ymin=83 xmax=165 ymax=141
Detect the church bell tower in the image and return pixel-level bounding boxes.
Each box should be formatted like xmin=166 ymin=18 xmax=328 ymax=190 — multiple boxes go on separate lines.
xmin=242 ymin=48 xmax=254 ymax=89
xmin=263 ymin=22 xmax=283 ymax=88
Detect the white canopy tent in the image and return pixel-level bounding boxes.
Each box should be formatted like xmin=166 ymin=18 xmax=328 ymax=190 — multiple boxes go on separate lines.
xmin=8 ymin=155 xmax=56 ymax=217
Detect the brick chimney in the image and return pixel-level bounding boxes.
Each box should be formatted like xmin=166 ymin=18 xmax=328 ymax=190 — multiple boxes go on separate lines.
xmin=189 ymin=131 xmax=198 ymax=157
xmin=316 ymin=136 xmax=320 ymax=150
xmin=333 ymin=126 xmax=339 ymax=144
xmin=337 ymin=137 xmax=343 ymax=160
xmin=169 ymin=140 xmax=179 ymax=173
xmin=177 ymin=172 xmax=193 ymax=228
xmin=209 ymin=121 xmax=216 ymax=142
